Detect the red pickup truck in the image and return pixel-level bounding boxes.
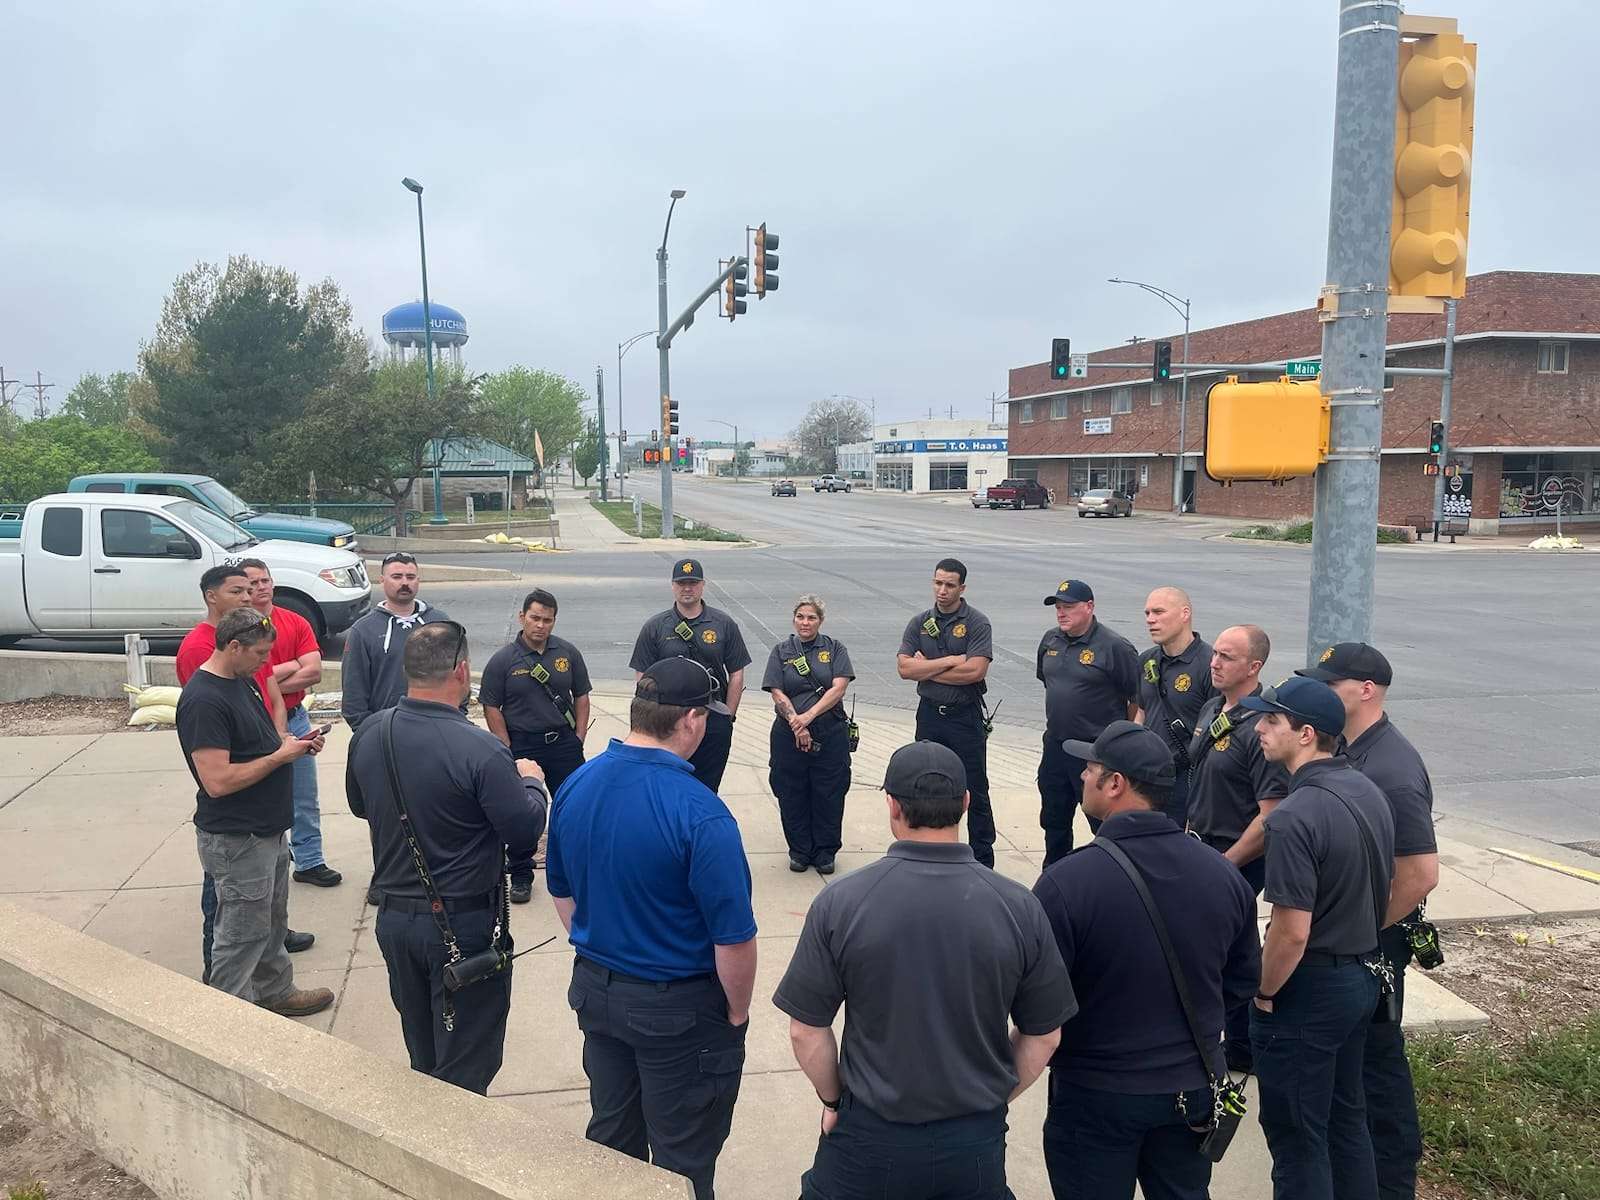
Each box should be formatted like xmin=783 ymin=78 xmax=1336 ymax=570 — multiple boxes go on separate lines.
xmin=985 ymin=479 xmax=1051 ymax=510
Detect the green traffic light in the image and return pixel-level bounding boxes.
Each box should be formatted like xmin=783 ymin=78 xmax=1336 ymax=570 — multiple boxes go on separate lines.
xmin=1055 ymin=366 xmax=1067 ymax=377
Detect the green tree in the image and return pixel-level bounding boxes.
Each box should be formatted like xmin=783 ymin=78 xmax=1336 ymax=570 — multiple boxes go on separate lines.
xmin=138 ymin=256 xmax=364 ymax=485
xmin=791 ymin=397 xmax=872 ymax=473
xmin=280 ymin=358 xmax=484 ymax=534
xmin=61 ymin=371 xmax=136 ymax=427
xmin=0 ymin=416 xmax=158 ymax=500
xmin=479 ymin=366 xmax=587 ymax=472
xmin=572 ymin=419 xmax=601 ymax=485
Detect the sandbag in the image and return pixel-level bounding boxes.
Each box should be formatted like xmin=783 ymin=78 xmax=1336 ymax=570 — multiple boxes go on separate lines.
xmin=128 ymin=704 xmax=177 ymax=727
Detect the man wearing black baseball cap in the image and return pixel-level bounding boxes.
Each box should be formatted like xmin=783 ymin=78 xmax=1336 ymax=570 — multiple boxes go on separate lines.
xmin=1033 ymin=722 xmax=1259 ymax=1200
xmin=1245 ymin=676 xmax=1396 ymax=1200
xmin=628 ymin=558 xmax=751 ymax=793
xmin=1034 ymin=578 xmax=1141 ymax=865
xmin=776 ymin=740 xmax=1073 ymax=1197
xmin=1298 ymin=643 xmax=1437 ymax=1200
xmin=547 ymin=656 xmax=755 ymax=1199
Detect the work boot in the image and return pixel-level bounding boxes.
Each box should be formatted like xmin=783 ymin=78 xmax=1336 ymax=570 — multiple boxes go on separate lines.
xmin=285 ymin=929 xmax=315 ymax=953
xmin=815 ymin=857 xmax=837 ymax=876
xmin=292 ymin=864 xmax=343 ymax=887
xmin=264 ymin=987 xmax=335 ymax=1018
xmin=510 ymin=882 xmax=533 ymax=904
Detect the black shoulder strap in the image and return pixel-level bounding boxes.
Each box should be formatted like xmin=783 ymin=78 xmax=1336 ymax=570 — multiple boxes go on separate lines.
xmin=1314 ymin=783 xmax=1390 ymax=947
xmin=379 ymin=709 xmax=461 ymax=958
xmin=1094 ymin=836 xmax=1226 ymax=1085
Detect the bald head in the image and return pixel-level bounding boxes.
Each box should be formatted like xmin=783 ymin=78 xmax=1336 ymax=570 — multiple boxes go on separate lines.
xmin=1144 ymin=586 xmax=1195 ymax=650
xmin=1211 ymin=624 xmax=1271 ymax=700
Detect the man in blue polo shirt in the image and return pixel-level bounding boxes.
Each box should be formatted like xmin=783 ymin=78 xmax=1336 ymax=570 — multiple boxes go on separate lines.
xmin=547 ymin=657 xmax=758 ymax=1200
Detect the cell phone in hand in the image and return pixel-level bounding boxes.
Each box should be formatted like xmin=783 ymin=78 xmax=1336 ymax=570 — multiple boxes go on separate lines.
xmin=299 ymin=723 xmax=333 ymax=740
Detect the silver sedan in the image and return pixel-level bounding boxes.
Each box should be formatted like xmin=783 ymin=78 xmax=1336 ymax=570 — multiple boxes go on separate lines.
xmin=1077 ymin=489 xmax=1134 ymax=518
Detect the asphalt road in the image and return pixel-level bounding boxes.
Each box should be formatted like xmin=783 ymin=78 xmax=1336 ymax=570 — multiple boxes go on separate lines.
xmin=12 ymin=473 xmax=1600 ymax=848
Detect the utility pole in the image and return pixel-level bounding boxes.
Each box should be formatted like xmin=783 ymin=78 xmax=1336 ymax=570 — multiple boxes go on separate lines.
xmin=596 ymin=366 xmax=608 ymax=502
xmin=1306 ymin=0 xmax=1401 ymax=662
xmin=1430 ymin=298 xmax=1457 ymax=539
xmin=26 ymin=371 xmax=55 ymax=419
xmin=0 ymin=367 xmax=20 ymax=419
xmin=656 ymin=191 xmax=685 ymax=535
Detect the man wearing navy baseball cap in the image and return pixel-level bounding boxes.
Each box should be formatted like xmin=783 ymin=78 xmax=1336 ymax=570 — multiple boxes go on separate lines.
xmin=1298 ymin=642 xmax=1438 ymax=1200
xmin=1244 ymin=676 xmax=1397 ymax=1200
xmin=1033 ymin=722 xmax=1259 ymax=1200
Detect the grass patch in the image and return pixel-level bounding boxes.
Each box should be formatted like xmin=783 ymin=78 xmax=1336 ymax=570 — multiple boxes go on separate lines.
xmin=590 ymin=500 xmax=747 ymax=542
xmin=1408 ymin=1012 xmax=1600 ymax=1199
xmin=9 ymin=1185 xmax=49 ymax=1200
xmin=1230 ymin=519 xmax=1410 ymax=545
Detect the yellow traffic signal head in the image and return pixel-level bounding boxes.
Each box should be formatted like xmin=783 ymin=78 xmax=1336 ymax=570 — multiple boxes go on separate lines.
xmin=1390 ymin=30 xmax=1476 ymax=300
xmin=1203 ymin=376 xmax=1330 ymax=483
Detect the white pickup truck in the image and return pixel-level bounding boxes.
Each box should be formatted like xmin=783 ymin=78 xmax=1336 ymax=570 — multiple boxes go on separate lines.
xmin=0 ymin=493 xmax=372 ymax=645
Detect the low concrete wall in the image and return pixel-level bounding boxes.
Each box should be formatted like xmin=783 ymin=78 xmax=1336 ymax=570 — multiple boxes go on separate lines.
xmin=0 ymin=651 xmax=355 ymax=704
xmin=0 ymin=901 xmax=687 ymax=1199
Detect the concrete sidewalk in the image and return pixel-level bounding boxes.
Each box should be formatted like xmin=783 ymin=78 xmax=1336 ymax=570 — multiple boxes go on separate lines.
xmin=3 ymin=688 xmax=1596 ymax=1198
xmin=543 ymin=482 xmax=762 ymax=554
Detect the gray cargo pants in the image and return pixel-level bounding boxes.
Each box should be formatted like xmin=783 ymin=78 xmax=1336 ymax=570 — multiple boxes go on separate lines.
xmin=196 ymin=829 xmax=294 ymax=1006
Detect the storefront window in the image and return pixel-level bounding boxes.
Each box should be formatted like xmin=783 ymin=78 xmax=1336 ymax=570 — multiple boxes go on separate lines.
xmin=876 ymin=463 xmax=913 ymax=491
xmin=1499 ymin=453 xmax=1597 ymax=518
xmin=928 ymin=463 xmax=968 ymax=491
xmin=1071 ymin=460 xmax=1140 ymax=495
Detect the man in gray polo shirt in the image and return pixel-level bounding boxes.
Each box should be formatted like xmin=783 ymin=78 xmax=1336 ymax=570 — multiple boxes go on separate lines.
xmin=775 ymin=741 xmax=1074 ymax=1199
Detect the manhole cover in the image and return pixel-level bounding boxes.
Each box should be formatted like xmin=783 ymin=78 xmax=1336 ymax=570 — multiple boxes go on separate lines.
xmin=1559 ymin=840 xmax=1600 ymax=859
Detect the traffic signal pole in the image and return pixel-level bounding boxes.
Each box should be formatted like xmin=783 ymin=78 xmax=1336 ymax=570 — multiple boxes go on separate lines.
xmin=1430 ymin=297 xmax=1457 ymax=539
xmin=1306 ymin=0 xmax=1401 ymax=663
xmin=657 ymin=240 xmax=675 ymax=534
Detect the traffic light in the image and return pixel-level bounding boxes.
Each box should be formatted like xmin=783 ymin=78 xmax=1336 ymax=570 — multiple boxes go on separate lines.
xmin=1390 ymin=23 xmax=1476 ymax=301
xmin=723 ymin=259 xmax=748 ymax=320
xmin=678 ymin=443 xmax=688 ymax=464
xmin=661 ymin=395 xmax=680 ymax=437
xmin=1153 ymin=341 xmax=1173 ymax=383
xmin=754 ymin=224 xmax=779 ymax=297
xmin=1429 ymin=419 xmax=1444 ymax=455
xmin=1051 ymin=338 xmax=1072 ymax=380
xmin=1203 ymin=376 xmax=1330 ymax=483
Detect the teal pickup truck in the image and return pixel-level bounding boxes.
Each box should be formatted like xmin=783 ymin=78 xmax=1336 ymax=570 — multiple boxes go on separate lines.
xmin=58 ymin=474 xmax=358 ymax=549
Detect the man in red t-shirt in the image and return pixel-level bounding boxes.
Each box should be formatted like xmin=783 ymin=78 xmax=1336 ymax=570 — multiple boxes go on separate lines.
xmin=241 ymin=558 xmax=341 ymax=888
xmin=180 ymin=562 xmax=306 ymax=983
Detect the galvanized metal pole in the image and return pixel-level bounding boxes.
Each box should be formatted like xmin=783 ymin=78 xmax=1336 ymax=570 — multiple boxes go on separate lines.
xmin=413 ymin=189 xmax=446 ymax=526
xmin=657 ymin=246 xmax=674 ymax=534
xmin=1430 ymin=298 xmax=1456 ymax=539
xmin=1306 ymin=0 xmax=1401 ymax=663
xmin=1176 ymin=300 xmax=1191 ymax=513
xmin=596 ymin=365 xmax=608 ymax=502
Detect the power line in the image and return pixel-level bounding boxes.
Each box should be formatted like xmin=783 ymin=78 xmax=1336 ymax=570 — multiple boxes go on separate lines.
xmin=26 ymin=371 xmax=55 ymax=419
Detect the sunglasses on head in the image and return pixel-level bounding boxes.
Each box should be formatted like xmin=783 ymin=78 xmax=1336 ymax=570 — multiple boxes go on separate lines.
xmin=382 ymin=552 xmax=418 ymax=567
xmin=438 ymin=619 xmax=467 ymax=669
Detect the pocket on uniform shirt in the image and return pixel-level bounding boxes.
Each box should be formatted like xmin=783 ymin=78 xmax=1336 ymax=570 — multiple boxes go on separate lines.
xmin=625 ymin=1008 xmax=696 ymax=1038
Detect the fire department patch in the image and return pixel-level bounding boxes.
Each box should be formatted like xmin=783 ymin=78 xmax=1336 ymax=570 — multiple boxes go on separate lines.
xmin=952 ymin=623 xmax=967 ymax=638
xmin=817 ymin=650 xmax=831 ymax=663
xmin=1214 ymin=735 xmax=1231 ymax=753
xmin=554 ymin=658 xmax=570 ymax=673
xmin=1174 ymin=673 xmax=1192 ymax=692
xmin=702 ymin=629 xmax=718 ymax=645
xmin=1079 ymin=649 xmax=1096 ymax=666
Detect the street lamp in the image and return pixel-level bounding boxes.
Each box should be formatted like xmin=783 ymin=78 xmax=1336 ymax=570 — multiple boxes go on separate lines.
xmin=657 ymin=189 xmax=686 ymax=532
xmin=403 ymin=177 xmax=447 ymax=526
xmin=618 ymin=328 xmax=655 ymax=486
xmin=1109 ymin=277 xmax=1191 ymax=515
xmin=709 ymin=418 xmax=741 ymax=481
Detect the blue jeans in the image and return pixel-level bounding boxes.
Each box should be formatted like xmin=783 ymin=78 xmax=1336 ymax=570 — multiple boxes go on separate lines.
xmin=1251 ymin=959 xmax=1380 ymax=1200
xmin=285 ymin=706 xmax=324 ymax=870
xmin=1042 ymin=1076 xmax=1212 ymax=1200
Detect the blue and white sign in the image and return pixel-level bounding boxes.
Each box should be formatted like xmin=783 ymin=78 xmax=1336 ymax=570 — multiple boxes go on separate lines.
xmin=874 ymin=437 xmax=1007 ymax=455
xmin=1084 ymin=418 xmax=1113 ymax=435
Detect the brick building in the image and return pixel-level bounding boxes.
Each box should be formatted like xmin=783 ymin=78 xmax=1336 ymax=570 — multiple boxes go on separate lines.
xmin=1006 ymin=271 xmax=1600 ymax=532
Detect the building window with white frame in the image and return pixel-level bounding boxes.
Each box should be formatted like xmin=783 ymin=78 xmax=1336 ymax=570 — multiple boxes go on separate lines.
xmin=1080 ymin=393 xmax=1093 ymax=413
xmin=1111 ymin=388 xmax=1133 ymax=414
xmin=1537 ymin=341 xmax=1569 ymax=374
xmin=1019 ymin=401 xmax=1034 ymax=423
xmin=1150 ymin=383 xmax=1163 ymax=406
xmin=1050 ymin=396 xmax=1067 ymax=419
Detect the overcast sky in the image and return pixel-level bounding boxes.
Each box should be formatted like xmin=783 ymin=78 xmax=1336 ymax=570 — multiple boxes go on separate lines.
xmin=6 ymin=0 xmax=1595 ymax=443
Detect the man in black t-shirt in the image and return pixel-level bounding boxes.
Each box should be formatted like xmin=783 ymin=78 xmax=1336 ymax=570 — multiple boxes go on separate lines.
xmin=177 ymin=608 xmax=334 ymax=1018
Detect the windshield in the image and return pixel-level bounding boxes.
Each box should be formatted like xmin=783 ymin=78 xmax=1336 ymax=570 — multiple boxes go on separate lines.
xmin=1086 ymin=490 xmax=1113 ymax=498
xmin=164 ymin=499 xmax=257 ymax=551
xmin=196 ymin=479 xmax=255 ymax=519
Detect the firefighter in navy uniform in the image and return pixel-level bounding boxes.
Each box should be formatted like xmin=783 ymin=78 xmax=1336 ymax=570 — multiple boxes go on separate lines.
xmin=1035 ymin=578 xmax=1141 ymax=865
xmin=1298 ymin=643 xmax=1440 ymax=1200
xmin=896 ymin=557 xmax=996 ymax=868
xmin=480 ymin=587 xmax=592 ymax=903
xmin=763 ymin=594 xmax=855 ymax=875
xmin=1134 ymin=586 xmax=1216 ymax=829
xmin=628 ymin=559 xmax=751 ymax=793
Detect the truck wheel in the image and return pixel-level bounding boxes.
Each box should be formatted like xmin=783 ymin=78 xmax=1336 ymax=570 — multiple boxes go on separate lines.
xmin=1077 ymin=511 xmax=1086 ymax=518
xmin=274 ymin=592 xmax=325 ymax=641
xmin=1014 ymin=498 xmax=1024 ymax=510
